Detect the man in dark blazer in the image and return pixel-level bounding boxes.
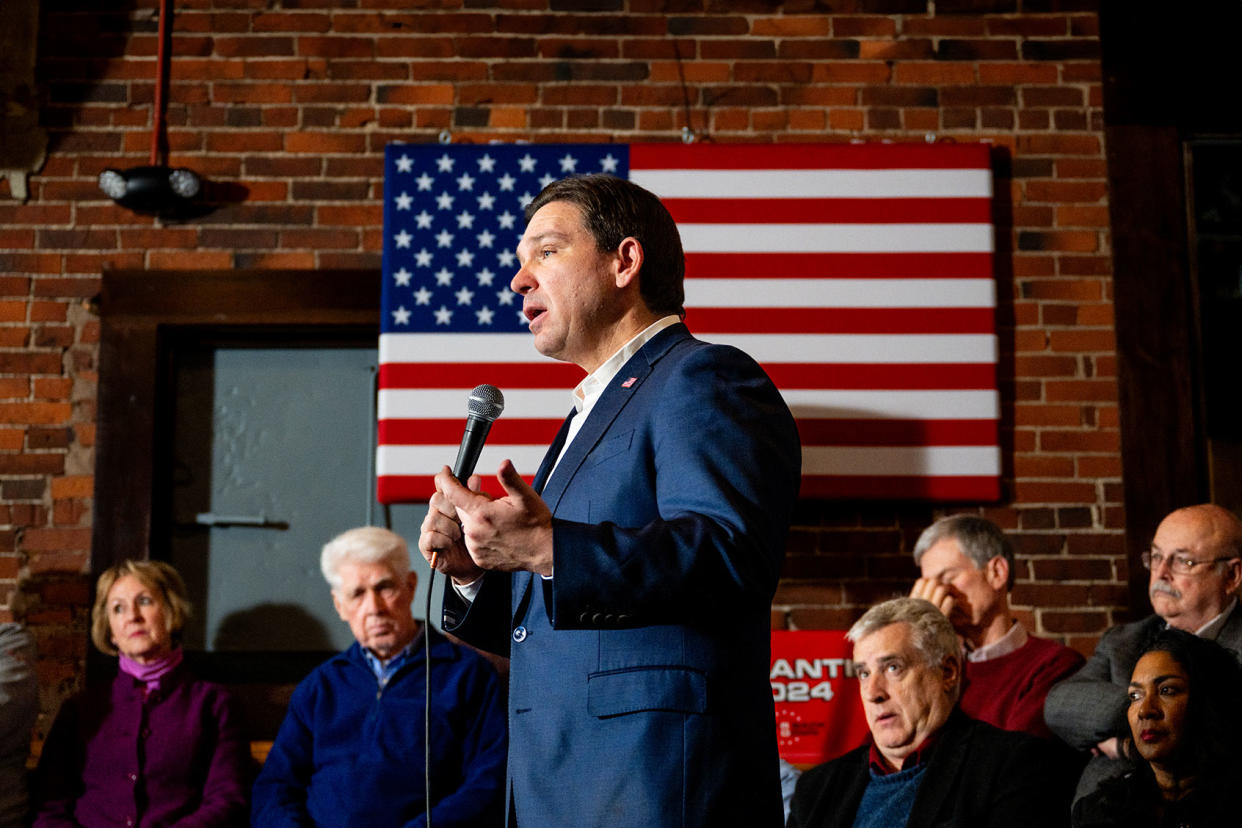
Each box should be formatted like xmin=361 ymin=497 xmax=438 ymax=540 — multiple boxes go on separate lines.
xmin=1044 ymin=503 xmax=1242 ymax=801
xmin=788 ymin=598 xmax=1070 ymax=828
xmin=419 ymin=174 xmax=801 ymax=827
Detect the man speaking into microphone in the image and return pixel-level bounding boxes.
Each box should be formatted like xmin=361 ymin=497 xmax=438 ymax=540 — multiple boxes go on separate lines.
xmin=419 ymin=174 xmax=801 ymax=827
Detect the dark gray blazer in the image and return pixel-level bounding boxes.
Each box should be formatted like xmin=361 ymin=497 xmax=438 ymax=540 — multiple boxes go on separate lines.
xmin=1043 ymin=606 xmax=1242 ymax=798
xmin=0 ymin=623 xmax=37 ymax=828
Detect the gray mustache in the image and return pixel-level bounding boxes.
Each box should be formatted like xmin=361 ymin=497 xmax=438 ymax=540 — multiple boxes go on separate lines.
xmin=1151 ymin=581 xmax=1182 ymax=600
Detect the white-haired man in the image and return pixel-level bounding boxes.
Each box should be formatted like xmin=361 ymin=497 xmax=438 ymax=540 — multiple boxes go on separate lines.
xmin=788 ymin=598 xmax=1069 ymax=828
xmin=1045 ymin=503 xmax=1242 ymax=800
xmin=910 ymin=514 xmax=1083 ymax=738
xmin=253 ymin=526 xmax=507 ymax=827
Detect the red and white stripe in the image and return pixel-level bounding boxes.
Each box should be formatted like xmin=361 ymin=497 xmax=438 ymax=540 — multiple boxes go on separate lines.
xmin=377 ymin=143 xmax=998 ymax=503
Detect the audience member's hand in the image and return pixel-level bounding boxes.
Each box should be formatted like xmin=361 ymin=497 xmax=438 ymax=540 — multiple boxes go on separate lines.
xmin=910 ymin=577 xmax=956 ymax=618
xmin=418 ymin=472 xmax=487 ymax=586
xmin=1092 ymin=736 xmax=1129 ymax=760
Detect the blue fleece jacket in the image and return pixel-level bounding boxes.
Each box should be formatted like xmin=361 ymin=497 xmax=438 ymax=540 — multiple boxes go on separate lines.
xmin=252 ymin=630 xmax=506 ymax=827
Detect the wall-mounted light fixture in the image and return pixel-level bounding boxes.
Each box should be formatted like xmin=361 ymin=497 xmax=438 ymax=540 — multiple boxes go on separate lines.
xmin=98 ymin=165 xmax=201 ymax=215
xmin=98 ymin=0 xmax=207 ymax=218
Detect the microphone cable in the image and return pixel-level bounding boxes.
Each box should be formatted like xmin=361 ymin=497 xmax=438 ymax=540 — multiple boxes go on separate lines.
xmin=421 ymin=383 xmax=503 ymax=828
xmin=424 ymin=565 xmax=436 ymax=828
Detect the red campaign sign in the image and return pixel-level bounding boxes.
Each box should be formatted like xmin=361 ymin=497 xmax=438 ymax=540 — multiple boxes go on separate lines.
xmin=771 ymin=630 xmax=870 ymax=765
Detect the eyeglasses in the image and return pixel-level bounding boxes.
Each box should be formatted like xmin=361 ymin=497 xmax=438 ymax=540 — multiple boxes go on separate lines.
xmin=1141 ymin=550 xmax=1239 ymax=576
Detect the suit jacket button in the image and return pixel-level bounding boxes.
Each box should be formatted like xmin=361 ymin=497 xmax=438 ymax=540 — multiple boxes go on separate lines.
xmin=512 ymin=626 xmax=527 ymax=643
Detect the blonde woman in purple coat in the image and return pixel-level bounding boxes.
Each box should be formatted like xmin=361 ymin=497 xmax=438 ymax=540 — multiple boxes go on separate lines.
xmin=33 ymin=560 xmax=252 ymax=827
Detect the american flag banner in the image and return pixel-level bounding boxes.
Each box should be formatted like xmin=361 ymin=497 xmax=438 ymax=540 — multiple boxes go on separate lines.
xmin=378 ymin=142 xmax=999 ymax=504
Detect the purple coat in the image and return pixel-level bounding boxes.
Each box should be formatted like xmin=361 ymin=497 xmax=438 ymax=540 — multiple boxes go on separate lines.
xmin=33 ymin=662 xmax=252 ymax=827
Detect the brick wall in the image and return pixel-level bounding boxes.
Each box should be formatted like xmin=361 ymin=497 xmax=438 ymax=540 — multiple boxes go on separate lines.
xmin=2 ymin=0 xmax=1118 ymax=740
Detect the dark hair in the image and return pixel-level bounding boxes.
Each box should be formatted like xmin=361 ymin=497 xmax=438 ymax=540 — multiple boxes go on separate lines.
xmin=525 ymin=174 xmax=685 ymax=316
xmin=1130 ymin=628 xmax=1242 ymax=787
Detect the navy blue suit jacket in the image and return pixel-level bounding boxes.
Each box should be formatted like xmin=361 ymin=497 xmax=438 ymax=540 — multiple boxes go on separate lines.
xmin=443 ymin=323 xmax=801 ymax=827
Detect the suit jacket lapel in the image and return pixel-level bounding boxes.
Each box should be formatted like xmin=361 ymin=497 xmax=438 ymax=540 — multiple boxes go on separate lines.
xmin=533 ymin=409 xmax=575 ymax=496
xmin=538 ymin=324 xmax=689 ymax=514
xmin=907 ymin=711 xmax=970 ymax=828
xmin=513 ymin=409 xmax=575 ymax=622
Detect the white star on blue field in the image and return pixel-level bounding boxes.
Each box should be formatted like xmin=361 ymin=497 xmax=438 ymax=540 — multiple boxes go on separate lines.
xmin=382 ymin=144 xmax=628 ymax=334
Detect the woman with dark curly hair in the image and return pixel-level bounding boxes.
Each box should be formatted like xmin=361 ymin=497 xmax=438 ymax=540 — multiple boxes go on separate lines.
xmin=1071 ymin=627 xmax=1242 ymax=827
xmin=32 ymin=560 xmax=252 ymax=827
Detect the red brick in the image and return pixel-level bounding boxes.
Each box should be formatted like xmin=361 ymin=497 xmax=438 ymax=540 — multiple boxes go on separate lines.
xmin=29 ymin=302 xmax=68 ymax=323
xmin=1014 ymin=355 xmax=1079 ymax=377
xmin=1013 ymin=482 xmax=1098 ymax=504
xmin=893 ymin=62 xmax=976 ymax=85
xmin=1049 ymin=329 xmax=1116 ymax=352
xmin=1018 ymin=230 xmax=1099 ymax=252
xmin=233 ymin=252 xmax=316 ymax=269
xmin=0 ymin=402 xmax=72 ymax=425
xmin=1018 ymin=134 xmax=1102 ymax=156
xmin=284 ymin=132 xmax=367 ymax=154
xmin=26 ymin=549 xmax=89 ymax=575
xmin=786 ymin=608 xmax=864 ymax=630
xmin=1013 ymin=455 xmax=1076 ymax=478
xmin=857 ymin=40 xmax=935 ymax=60
xmin=0 ymin=454 xmax=64 ymax=474
xmin=1022 ymin=280 xmax=1102 ymax=301
xmin=54 ymin=498 xmax=91 ymax=526
xmin=833 ymin=17 xmax=897 ymax=37
xmin=1077 ymin=456 xmax=1123 ymax=477
xmin=1056 ymin=205 xmax=1110 ymax=227
xmin=50 ymin=476 xmax=93 ymax=499
xmin=147 ymin=250 xmax=233 ymax=269
xmin=828 ymin=110 xmax=865 ymax=131
xmin=751 ymin=16 xmax=833 ymax=36
xmin=781 ymin=87 xmax=859 ymax=107
xmin=206 ymin=132 xmax=284 ymax=153
xmin=211 ymin=83 xmax=294 ymax=104
xmin=33 ymin=378 xmax=72 ymax=400
xmin=1012 ymin=256 xmax=1056 ymax=277
xmin=1040 ymin=429 xmax=1120 ymax=452
xmin=1013 ymin=404 xmax=1082 ymax=427
xmin=316 ymin=205 xmax=382 ymax=226
xmin=648 ymin=62 xmax=731 ymax=83
xmin=1041 ymin=304 xmax=1079 ymax=326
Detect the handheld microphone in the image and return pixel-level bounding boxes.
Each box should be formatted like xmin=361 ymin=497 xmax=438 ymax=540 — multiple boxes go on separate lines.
xmin=452 ymin=383 xmax=505 ymax=481
xmin=426 ymin=383 xmax=504 ymax=828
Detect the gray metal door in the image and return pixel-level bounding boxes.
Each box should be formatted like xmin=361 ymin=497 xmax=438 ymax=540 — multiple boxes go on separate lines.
xmin=168 ymin=343 xmax=432 ymax=654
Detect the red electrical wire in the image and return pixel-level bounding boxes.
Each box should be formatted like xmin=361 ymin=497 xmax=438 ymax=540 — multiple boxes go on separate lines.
xmin=150 ymin=0 xmax=170 ymax=165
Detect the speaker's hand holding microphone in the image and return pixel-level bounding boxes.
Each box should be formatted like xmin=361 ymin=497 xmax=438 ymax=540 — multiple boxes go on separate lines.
xmin=418 ymin=384 xmax=504 ymax=585
xmin=417 ymin=382 xmax=553 ymax=576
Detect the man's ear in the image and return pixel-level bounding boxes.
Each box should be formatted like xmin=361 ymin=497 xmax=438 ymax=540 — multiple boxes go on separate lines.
xmin=941 ymin=654 xmax=961 ymax=693
xmin=614 ymin=236 xmax=644 ymax=289
xmin=1224 ymin=557 xmax=1242 ymax=595
xmin=985 ymin=555 xmax=1009 ymax=591
xmin=331 ymin=590 xmax=347 ymax=623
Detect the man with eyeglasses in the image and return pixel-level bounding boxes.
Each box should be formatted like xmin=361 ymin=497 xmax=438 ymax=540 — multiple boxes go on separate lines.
xmin=1045 ymin=503 xmax=1242 ymax=803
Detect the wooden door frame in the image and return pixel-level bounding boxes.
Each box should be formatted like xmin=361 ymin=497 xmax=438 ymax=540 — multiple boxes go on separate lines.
xmin=91 ymin=269 xmax=380 ymax=684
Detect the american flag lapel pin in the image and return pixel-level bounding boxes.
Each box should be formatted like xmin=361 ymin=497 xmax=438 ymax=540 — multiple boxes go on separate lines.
xmin=621 ymin=377 xmax=637 ymax=388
